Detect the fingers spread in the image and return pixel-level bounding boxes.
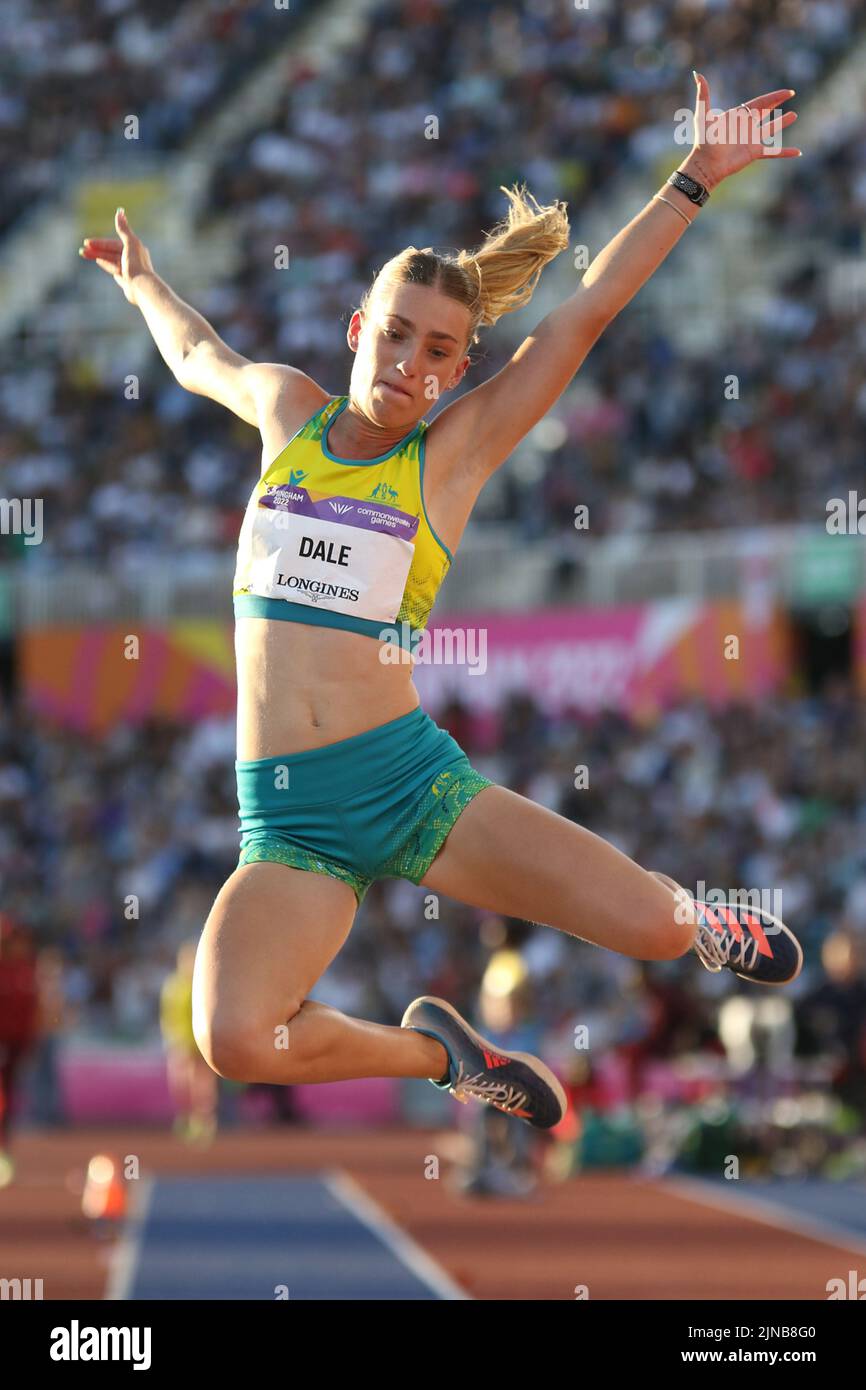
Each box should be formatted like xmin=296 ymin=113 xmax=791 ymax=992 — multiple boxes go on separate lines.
xmin=80 ymin=246 xmax=120 ymax=263
xmin=741 ymin=88 xmax=796 ymax=113
xmin=757 ymin=108 xmax=800 ymax=156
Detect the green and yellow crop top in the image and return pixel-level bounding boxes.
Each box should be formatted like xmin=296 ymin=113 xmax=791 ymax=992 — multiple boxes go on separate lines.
xmin=233 ymin=395 xmax=453 ymax=650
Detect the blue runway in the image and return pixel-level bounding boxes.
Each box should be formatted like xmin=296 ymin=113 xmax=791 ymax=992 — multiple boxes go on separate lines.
xmin=717 ymin=1178 xmax=866 ymax=1239
xmin=663 ymin=1175 xmax=866 ymax=1256
xmin=113 ymin=1172 xmax=466 ymax=1300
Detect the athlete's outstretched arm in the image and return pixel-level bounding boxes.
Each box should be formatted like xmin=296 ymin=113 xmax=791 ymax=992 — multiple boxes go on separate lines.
xmin=78 ymin=208 xmax=299 ymax=428
xmin=443 ymin=73 xmax=800 ymax=479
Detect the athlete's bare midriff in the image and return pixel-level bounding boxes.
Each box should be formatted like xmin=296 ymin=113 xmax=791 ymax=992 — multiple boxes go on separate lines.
xmin=235 ymin=619 xmax=420 ymax=759
xmin=235 ymin=378 xmax=479 ymax=761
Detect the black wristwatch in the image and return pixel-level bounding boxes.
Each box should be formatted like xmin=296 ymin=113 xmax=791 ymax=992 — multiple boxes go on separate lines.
xmin=667 ymin=170 xmax=710 ymax=206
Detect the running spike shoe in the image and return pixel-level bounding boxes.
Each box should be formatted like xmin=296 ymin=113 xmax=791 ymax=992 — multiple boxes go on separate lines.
xmin=692 ymin=900 xmax=803 ymax=985
xmin=401 ymin=995 xmax=567 ymax=1129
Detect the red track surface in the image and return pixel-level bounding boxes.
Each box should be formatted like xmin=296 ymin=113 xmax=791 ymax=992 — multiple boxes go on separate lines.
xmin=0 ymin=1126 xmax=856 ymax=1300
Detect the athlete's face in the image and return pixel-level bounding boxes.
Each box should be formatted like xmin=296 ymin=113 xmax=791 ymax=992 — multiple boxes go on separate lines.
xmin=347 ymin=282 xmax=472 ymax=420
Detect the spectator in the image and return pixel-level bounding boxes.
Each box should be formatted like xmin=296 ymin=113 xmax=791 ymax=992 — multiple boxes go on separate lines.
xmin=159 ymin=938 xmax=218 ymax=1145
xmin=0 ymin=912 xmax=40 ymax=1184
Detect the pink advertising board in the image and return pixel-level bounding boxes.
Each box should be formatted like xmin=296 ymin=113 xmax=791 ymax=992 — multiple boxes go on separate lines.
xmin=412 ymin=598 xmax=792 ymax=718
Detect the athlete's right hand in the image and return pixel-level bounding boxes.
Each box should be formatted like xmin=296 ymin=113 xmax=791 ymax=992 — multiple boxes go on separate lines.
xmin=78 ymin=208 xmax=155 ymax=305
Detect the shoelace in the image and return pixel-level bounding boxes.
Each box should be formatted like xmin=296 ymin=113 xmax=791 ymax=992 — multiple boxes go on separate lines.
xmin=448 ymin=1059 xmax=530 ymax=1115
xmin=692 ymin=913 xmax=763 ymax=974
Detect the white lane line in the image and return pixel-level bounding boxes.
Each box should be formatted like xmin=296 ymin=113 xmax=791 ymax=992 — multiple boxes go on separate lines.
xmin=655 ymin=1174 xmax=866 ymax=1259
xmin=322 ymin=1168 xmax=472 ymax=1301
xmin=103 ymin=1175 xmax=156 ymax=1301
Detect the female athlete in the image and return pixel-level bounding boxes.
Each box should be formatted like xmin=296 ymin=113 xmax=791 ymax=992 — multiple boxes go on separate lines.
xmin=81 ymin=74 xmax=804 ymax=1129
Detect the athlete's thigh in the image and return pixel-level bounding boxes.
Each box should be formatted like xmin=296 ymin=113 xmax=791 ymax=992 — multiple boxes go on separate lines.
xmin=192 ymin=862 xmax=357 ymax=1047
xmin=418 ymin=784 xmax=688 ymax=958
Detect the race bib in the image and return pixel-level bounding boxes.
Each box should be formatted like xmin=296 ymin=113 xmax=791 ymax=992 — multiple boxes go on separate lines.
xmin=246 ymin=483 xmax=419 ymax=623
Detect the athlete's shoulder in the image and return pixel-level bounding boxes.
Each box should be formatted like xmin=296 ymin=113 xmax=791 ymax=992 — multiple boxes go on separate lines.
xmin=248 ymin=364 xmax=332 ymax=419
xmin=255 ymin=370 xmax=336 ymax=474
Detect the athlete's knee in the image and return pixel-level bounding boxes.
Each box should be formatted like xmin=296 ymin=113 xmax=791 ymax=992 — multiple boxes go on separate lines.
xmin=194 ymin=1019 xmax=255 ymax=1081
xmin=195 ymin=1001 xmax=305 ymax=1082
xmin=645 ymin=871 xmax=698 ymax=959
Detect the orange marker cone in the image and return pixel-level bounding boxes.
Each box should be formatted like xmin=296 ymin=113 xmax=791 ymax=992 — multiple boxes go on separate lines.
xmin=81 ymin=1153 xmax=126 ymax=1221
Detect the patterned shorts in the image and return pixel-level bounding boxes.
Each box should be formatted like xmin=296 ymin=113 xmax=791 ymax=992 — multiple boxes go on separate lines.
xmin=235 ymin=705 xmax=494 ymax=907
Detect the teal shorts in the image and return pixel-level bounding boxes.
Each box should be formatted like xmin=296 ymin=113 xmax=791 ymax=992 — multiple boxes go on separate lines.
xmin=235 ymin=705 xmax=494 ymax=906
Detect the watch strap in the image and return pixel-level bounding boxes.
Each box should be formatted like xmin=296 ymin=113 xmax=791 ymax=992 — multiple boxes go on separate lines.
xmin=667 ymin=170 xmax=710 ymax=206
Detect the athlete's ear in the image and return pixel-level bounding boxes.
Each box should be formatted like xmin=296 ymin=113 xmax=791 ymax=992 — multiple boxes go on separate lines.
xmin=446 ymin=353 xmax=472 ymax=391
xmin=346 ymin=310 xmax=363 ymax=353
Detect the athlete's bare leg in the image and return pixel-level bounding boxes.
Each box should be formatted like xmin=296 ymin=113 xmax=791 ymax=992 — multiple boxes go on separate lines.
xmin=193 ymin=792 xmax=697 ymax=1088
xmin=418 ymin=785 xmax=698 ymax=957
xmin=193 ymin=861 xmax=449 ymax=1085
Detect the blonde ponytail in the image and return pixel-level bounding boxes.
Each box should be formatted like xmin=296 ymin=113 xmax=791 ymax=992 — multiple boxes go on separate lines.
xmin=456 ymin=183 xmax=570 ymax=332
xmin=359 ymin=183 xmax=570 ymax=350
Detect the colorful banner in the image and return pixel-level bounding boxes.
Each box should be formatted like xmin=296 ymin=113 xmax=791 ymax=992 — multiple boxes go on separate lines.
xmin=22 ymin=623 xmax=236 ymax=735
xmin=413 ymin=598 xmax=793 ymax=720
xmin=20 ymin=600 xmax=793 ymax=735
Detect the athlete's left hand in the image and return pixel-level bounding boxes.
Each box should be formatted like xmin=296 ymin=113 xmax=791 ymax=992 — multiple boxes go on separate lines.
xmin=680 ymin=72 xmax=801 ymax=192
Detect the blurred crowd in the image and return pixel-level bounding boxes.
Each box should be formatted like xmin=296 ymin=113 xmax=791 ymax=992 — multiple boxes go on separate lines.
xmin=2 ymin=0 xmax=866 ymax=577
xmin=2 ymin=680 xmax=865 ymax=1132
xmin=0 ymin=0 xmax=305 ymax=238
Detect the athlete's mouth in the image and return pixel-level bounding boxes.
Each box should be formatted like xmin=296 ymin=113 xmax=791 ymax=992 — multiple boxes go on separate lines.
xmin=380 ymin=380 xmax=411 ymax=399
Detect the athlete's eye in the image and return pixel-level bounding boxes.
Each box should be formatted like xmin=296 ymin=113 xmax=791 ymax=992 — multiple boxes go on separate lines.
xmin=384 ymin=325 xmax=446 ymax=357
